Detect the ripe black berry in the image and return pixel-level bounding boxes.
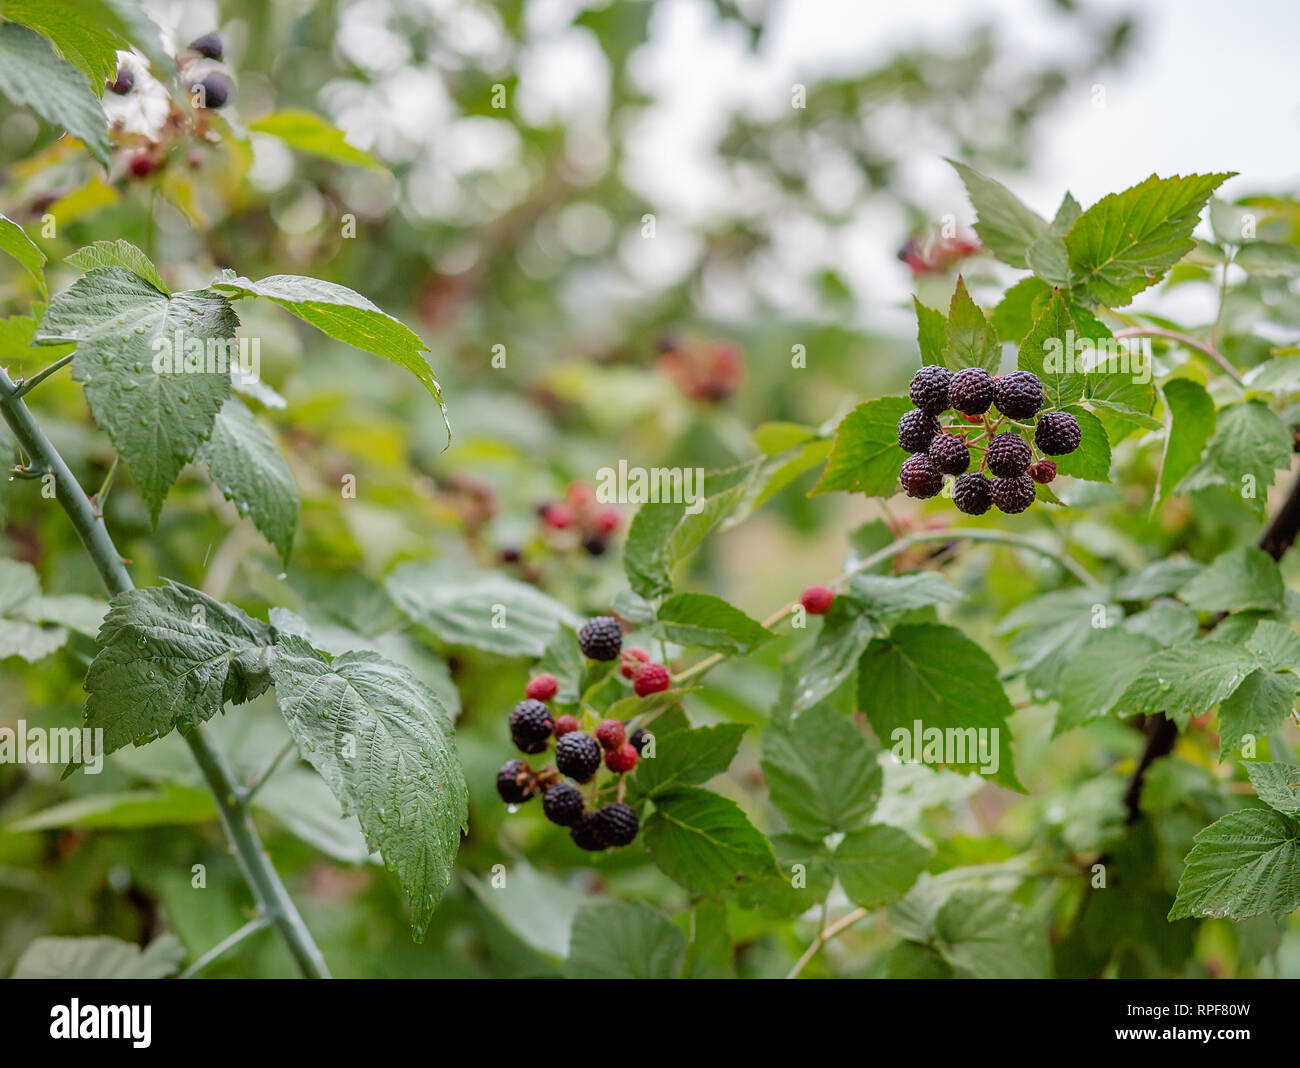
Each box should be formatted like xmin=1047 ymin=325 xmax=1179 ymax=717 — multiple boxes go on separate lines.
xmin=569 ymin=811 xmax=607 ymax=852
xmin=909 ymin=365 xmax=952 ymax=414
xmin=1035 ymin=411 xmax=1081 ymax=456
xmin=629 ymin=727 xmax=650 ymax=755
xmin=1030 ymin=459 xmax=1057 ymax=484
xmin=993 ymin=371 xmax=1044 ymax=420
xmin=107 ymin=65 xmax=134 ymax=95
xmin=509 ymin=699 xmax=554 ymax=754
xmin=986 ymin=432 xmax=1031 ymax=478
xmin=897 ymin=409 xmax=940 ymax=453
xmin=594 ymin=803 xmax=639 ymax=847
xmin=577 ymin=616 xmax=622 ymax=661
xmin=542 ymin=783 xmax=585 ymax=826
xmin=927 ymin=433 xmax=970 ymax=475
xmin=194 ymin=73 xmax=230 ymax=109
xmin=582 ymin=534 xmax=608 ymax=556
xmin=900 ymin=455 xmax=943 ymax=499
xmin=991 ymin=474 xmax=1036 ymax=514
xmin=949 ymin=367 xmax=994 ymax=415
xmin=190 ymin=32 xmax=224 ymax=60
xmin=555 ymin=731 xmax=602 ymax=782
xmin=953 ymin=473 xmax=993 ymax=515
xmin=496 ymin=760 xmax=535 ymax=805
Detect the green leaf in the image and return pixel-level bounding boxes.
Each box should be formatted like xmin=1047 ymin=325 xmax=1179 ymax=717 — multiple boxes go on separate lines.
xmin=846 ymin=572 xmax=964 ymax=617
xmin=250 ymin=110 xmax=387 ymax=171
xmin=11 ymin=934 xmax=183 ymax=979
xmin=683 ymin=898 xmax=734 ymax=978
xmin=1170 ymin=808 xmax=1300 ymax=921
xmin=1016 ymin=290 xmax=1086 ymax=409
xmin=0 ymin=559 xmax=69 ymax=662
xmin=464 ymin=859 xmax=585 ymax=961
xmin=564 ymin=902 xmax=686 ymax=979
xmin=535 ymin=626 xmax=584 ymax=705
xmin=37 ymin=268 xmax=238 ymax=522
xmin=212 ymin=273 xmax=447 ymax=435
xmin=810 ymin=396 xmax=912 ymax=497
xmin=197 ymin=397 xmax=298 ymax=562
xmin=651 ymin=592 xmax=774 ymax=654
xmin=0 ymin=22 xmax=110 ymax=169
xmin=1065 ymin=172 xmax=1233 ymax=306
xmin=914 ymin=298 xmax=946 ymax=364
xmin=1051 ymin=627 xmax=1160 ymax=734
xmin=761 ymin=704 xmax=881 ymax=836
xmin=991 ymin=277 xmax=1050 ymax=343
xmin=80 ymin=582 xmax=273 ymax=761
xmin=1246 ymin=619 xmax=1300 ymax=669
xmin=6 ymin=783 xmax=216 ymax=832
xmin=267 ymin=634 xmax=467 ymax=940
xmin=0 ymin=213 xmax=46 ymax=294
xmin=1112 ymin=558 xmax=1203 ymax=600
xmin=1235 ymin=241 xmax=1300 ymax=277
xmin=1114 ymin=640 xmax=1259 ymax=728
xmin=948 ymin=160 xmax=1046 ymax=267
xmin=944 ymin=276 xmax=1001 ymax=373
xmin=3 ymin=0 xmax=130 ymax=93
xmin=1219 ymin=672 xmax=1297 ymax=759
xmin=791 ymin=599 xmax=877 ymax=713
xmin=1177 ymin=546 xmax=1283 ymax=612
xmin=1156 ymin=378 xmax=1216 ymax=507
xmin=1245 ymin=762 xmax=1300 ymax=817
xmin=858 ymin=623 xmax=1020 ymax=790
xmin=833 ymin=824 xmax=931 ymax=909
xmin=65 ymin=239 xmax=167 ymax=294
xmin=1179 ymin=401 xmax=1292 ymax=507
xmin=643 ymin=786 xmax=779 ymax=896
xmin=628 ymin=722 xmax=746 ymax=800
xmin=386 ymin=560 xmax=580 ymax=657
xmin=622 ymin=460 xmax=762 ymax=597
xmin=932 ymin=889 xmax=1050 ymax=978
xmin=1051 ymin=406 xmax=1111 ymax=482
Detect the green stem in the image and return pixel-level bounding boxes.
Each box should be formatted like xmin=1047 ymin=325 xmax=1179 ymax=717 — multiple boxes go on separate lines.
xmin=0 ymin=365 xmax=330 ymax=979
xmin=14 ymin=352 xmax=74 ymax=397
xmin=179 ymin=916 xmax=270 ymax=978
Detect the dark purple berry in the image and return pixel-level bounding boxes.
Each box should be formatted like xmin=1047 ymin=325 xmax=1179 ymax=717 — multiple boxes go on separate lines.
xmin=594 ymin=803 xmax=639 ymax=847
xmin=909 ymin=365 xmax=952 ymax=414
xmin=555 ymin=731 xmax=602 ymax=782
xmin=190 ymin=32 xmax=225 ymax=60
xmin=993 ymin=371 xmax=1044 ymax=420
xmin=542 ymin=783 xmax=585 ymax=826
xmin=899 ymin=454 xmax=943 ymax=499
xmin=577 ymin=616 xmax=622 ymax=660
xmin=582 ymin=534 xmax=608 ymax=556
xmin=107 ymin=65 xmax=134 ymax=95
xmin=569 ymin=811 xmax=607 ymax=851
xmin=1030 ymin=459 xmax=1057 ymax=484
xmin=927 ymin=433 xmax=970 ymax=475
xmin=985 ymin=432 xmax=1032 ymax=478
xmin=1035 ymin=411 xmax=1081 ymax=456
xmin=194 ymin=73 xmax=230 ymax=109
xmin=949 ymin=367 xmax=994 ymax=415
xmin=991 ymin=474 xmax=1036 ymax=514
xmin=897 ymin=409 xmax=940 ymax=453
xmin=496 ymin=760 xmax=535 ymax=805
xmin=509 ymin=699 xmax=554 ymax=755
xmin=952 ymin=473 xmax=993 ymax=516
xmin=629 ymin=727 xmax=650 ymax=755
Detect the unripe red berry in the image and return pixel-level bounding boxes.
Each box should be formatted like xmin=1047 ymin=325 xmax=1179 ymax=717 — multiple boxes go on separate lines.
xmin=633 ymin=662 xmax=671 ymax=696
xmin=620 ymin=647 xmax=651 ymax=679
xmin=542 ymin=503 xmax=575 ymax=530
xmin=127 ymin=153 xmax=158 ymax=179
xmin=800 ymin=585 xmax=834 ymax=615
xmin=595 ymin=508 xmax=620 ymax=534
xmin=553 ymin=714 xmax=580 ymax=738
xmin=596 ymin=719 xmax=626 ymax=751
xmin=524 ymin=673 xmax=558 ymax=701
xmin=604 ymin=742 xmax=639 ymax=773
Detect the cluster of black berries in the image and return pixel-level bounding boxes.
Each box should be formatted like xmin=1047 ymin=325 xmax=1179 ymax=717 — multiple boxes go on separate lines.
xmin=493 ymin=616 xmax=653 ymax=852
xmin=898 ymin=366 xmax=1080 ymax=515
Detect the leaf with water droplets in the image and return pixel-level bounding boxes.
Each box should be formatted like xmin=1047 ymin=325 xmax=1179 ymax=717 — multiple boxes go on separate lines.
xmin=1114 ymin=639 xmax=1261 ymax=728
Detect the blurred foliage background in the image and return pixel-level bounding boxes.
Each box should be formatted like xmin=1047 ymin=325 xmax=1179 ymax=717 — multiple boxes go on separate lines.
xmin=7 ymin=0 xmax=1300 ymax=978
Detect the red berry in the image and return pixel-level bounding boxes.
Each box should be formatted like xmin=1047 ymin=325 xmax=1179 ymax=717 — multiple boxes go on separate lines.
xmin=596 ymin=719 xmax=626 ymax=751
xmin=633 ymin=662 xmax=671 ymax=696
xmin=525 ymin=673 xmax=558 ymax=701
xmin=800 ymin=585 xmax=835 ymax=615
xmin=553 ymin=714 xmax=580 ymax=738
xmin=565 ymin=482 xmax=595 ymax=507
xmin=542 ymin=503 xmax=575 ymax=530
xmin=127 ymin=153 xmax=158 ymax=179
xmin=595 ymin=508 xmax=620 ymax=534
xmin=620 ymin=647 xmax=651 ymax=679
xmin=604 ymin=742 xmax=639 ymax=773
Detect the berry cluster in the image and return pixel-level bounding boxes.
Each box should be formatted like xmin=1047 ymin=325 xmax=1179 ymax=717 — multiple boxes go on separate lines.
xmin=493 ymin=616 xmax=668 ymax=852
xmin=656 ymin=335 xmax=744 ymax=403
xmin=537 ymin=481 xmax=621 ymax=557
xmin=896 ymin=366 xmax=1080 ymax=515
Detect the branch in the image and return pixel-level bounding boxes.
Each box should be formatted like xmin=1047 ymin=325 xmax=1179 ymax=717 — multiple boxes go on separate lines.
xmin=1113 ymin=326 xmax=1244 ymax=387
xmin=179 ymin=916 xmax=270 ymax=978
xmin=0 ymin=366 xmax=331 ymax=979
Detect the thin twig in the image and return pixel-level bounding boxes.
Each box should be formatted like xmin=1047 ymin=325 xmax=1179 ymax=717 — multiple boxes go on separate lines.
xmin=785 ymin=906 xmax=868 ymax=979
xmin=12 ymin=353 xmax=74 ymax=397
xmin=1113 ymin=326 xmax=1244 ymax=386
xmin=179 ymin=916 xmax=271 ymax=978
xmin=245 ymin=738 xmax=297 ymax=801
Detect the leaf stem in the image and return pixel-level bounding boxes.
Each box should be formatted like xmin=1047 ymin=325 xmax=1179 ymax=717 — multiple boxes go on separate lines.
xmin=245 ymin=737 xmax=297 ymax=801
xmin=179 ymin=916 xmax=271 ymax=978
xmin=785 ymin=905 xmax=868 ymax=979
xmin=1113 ymin=325 xmax=1244 ymax=387
xmin=0 ymin=365 xmax=331 ymax=979
xmin=12 ymin=353 xmax=74 ymax=397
